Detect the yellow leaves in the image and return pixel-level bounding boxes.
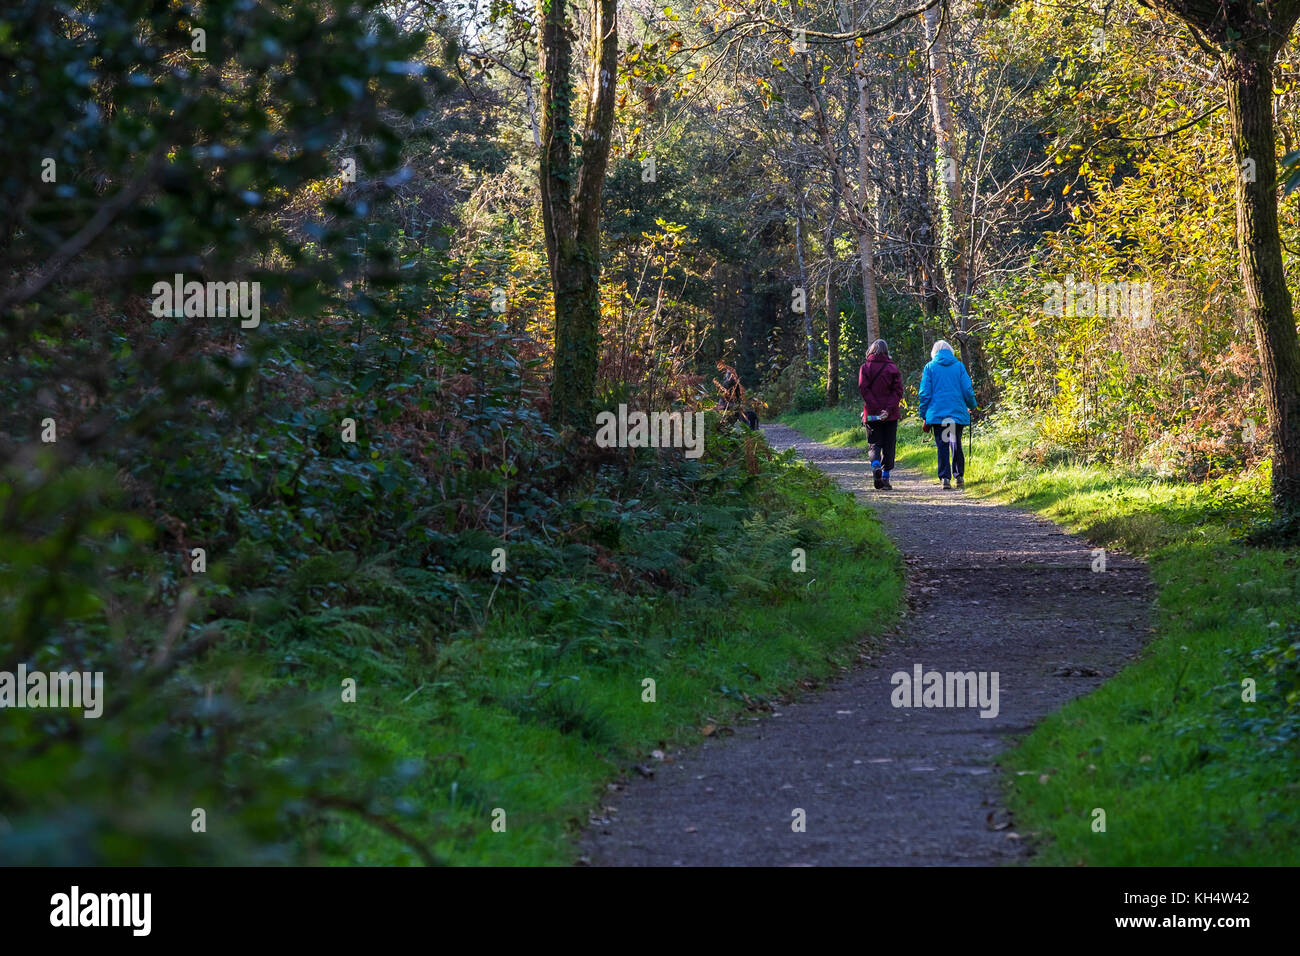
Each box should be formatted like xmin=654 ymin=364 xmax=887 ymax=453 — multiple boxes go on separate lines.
xmin=1202 ymin=278 xmax=1221 ymax=312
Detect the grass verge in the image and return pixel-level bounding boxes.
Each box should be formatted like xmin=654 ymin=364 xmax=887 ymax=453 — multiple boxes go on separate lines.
xmin=782 ymin=405 xmax=1300 ymax=865
xmin=307 ymin=440 xmax=904 ymax=864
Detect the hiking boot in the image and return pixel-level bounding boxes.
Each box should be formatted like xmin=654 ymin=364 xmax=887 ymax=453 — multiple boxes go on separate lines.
xmin=881 ymin=478 xmax=893 ymax=490
xmin=942 ymin=478 xmax=952 ymax=490
xmin=873 ymin=467 xmax=883 ymax=489
xmin=955 ymin=476 xmax=965 ymax=488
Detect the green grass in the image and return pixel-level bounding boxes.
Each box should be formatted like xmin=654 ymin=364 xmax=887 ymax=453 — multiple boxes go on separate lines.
xmin=307 ymin=449 xmax=905 ymax=864
xmin=782 ymin=405 xmax=1300 ymax=865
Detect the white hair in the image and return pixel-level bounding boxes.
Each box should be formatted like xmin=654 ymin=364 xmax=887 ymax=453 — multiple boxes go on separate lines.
xmin=931 ymin=339 xmax=954 ymax=359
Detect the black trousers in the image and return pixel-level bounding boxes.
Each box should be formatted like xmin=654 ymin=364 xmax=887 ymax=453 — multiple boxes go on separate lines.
xmin=867 ymin=419 xmax=898 ymax=471
xmin=931 ymin=422 xmax=965 ymax=479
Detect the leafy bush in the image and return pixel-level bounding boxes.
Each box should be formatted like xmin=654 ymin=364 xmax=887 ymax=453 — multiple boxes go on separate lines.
xmin=1220 ymin=624 xmax=1300 ymax=752
xmin=793 ymin=383 xmax=827 ymax=413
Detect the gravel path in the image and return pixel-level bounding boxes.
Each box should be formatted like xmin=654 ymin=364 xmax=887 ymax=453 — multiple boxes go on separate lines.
xmin=580 ymin=423 xmax=1151 ymax=866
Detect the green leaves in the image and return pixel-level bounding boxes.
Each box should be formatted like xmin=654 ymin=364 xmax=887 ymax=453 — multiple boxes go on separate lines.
xmin=0 ymin=0 xmax=446 ymax=865
xmin=1280 ymin=148 xmax=1300 ymax=196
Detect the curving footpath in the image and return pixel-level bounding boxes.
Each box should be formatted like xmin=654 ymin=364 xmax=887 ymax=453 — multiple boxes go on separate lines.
xmin=580 ymin=423 xmax=1151 ymax=866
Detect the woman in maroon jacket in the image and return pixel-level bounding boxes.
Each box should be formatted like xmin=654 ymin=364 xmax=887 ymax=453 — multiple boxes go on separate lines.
xmin=858 ymin=339 xmax=904 ymax=490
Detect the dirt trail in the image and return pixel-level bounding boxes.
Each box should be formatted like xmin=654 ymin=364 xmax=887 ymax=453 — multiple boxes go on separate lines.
xmin=580 ymin=423 xmax=1151 ymax=866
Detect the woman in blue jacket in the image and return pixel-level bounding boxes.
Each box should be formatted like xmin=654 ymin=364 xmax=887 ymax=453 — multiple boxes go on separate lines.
xmin=917 ymin=339 xmax=977 ymax=490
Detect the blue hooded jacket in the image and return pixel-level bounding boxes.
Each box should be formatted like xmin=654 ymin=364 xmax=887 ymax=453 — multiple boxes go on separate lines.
xmin=918 ymin=348 xmax=977 ymax=426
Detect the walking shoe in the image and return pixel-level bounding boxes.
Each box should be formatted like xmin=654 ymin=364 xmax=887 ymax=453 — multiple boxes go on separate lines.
xmin=956 ymin=476 xmax=964 ymax=488
xmin=942 ymin=478 xmax=952 ymax=490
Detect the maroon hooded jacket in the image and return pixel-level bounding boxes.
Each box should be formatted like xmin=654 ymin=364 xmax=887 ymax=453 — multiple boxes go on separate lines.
xmin=858 ymin=354 xmax=903 ymax=423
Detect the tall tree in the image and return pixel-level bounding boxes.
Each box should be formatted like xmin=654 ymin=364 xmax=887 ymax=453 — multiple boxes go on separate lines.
xmin=824 ymin=199 xmax=842 ymax=406
xmin=841 ymin=0 xmax=882 ymax=345
xmin=1141 ymin=0 xmax=1300 ymax=510
xmin=795 ymin=196 xmax=816 ymax=365
xmin=796 ymin=3 xmax=883 ymax=352
xmin=539 ymin=0 xmax=619 ymax=433
xmin=922 ymin=3 xmax=970 ymax=332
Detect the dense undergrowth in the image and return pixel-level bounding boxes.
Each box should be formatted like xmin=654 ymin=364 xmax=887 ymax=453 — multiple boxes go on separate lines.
xmin=1 ymin=287 xmax=905 ymax=864
xmin=782 ymin=405 xmax=1300 ymax=865
xmin=0 ymin=0 xmax=912 ymax=865
xmin=312 ymin=435 xmax=904 ymax=864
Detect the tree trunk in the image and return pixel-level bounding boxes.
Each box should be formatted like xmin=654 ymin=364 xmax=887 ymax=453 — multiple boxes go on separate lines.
xmin=826 ymin=268 xmax=839 ymax=407
xmin=922 ymin=4 xmax=987 ymax=389
xmin=922 ymin=5 xmax=970 ymax=326
xmin=852 ymin=50 xmax=880 ymax=344
xmin=1141 ymin=1 xmax=1300 ymax=512
xmin=1227 ymin=49 xmax=1300 ymax=506
xmin=795 ymin=204 xmax=815 ymax=366
xmin=540 ymin=0 xmax=618 ymax=435
xmin=824 ymin=193 xmax=841 ymax=407
xmin=801 ymin=11 xmax=879 ymax=350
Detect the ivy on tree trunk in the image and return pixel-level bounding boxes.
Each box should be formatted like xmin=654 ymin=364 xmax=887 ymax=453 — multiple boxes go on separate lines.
xmin=539 ymin=0 xmax=618 ymax=436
